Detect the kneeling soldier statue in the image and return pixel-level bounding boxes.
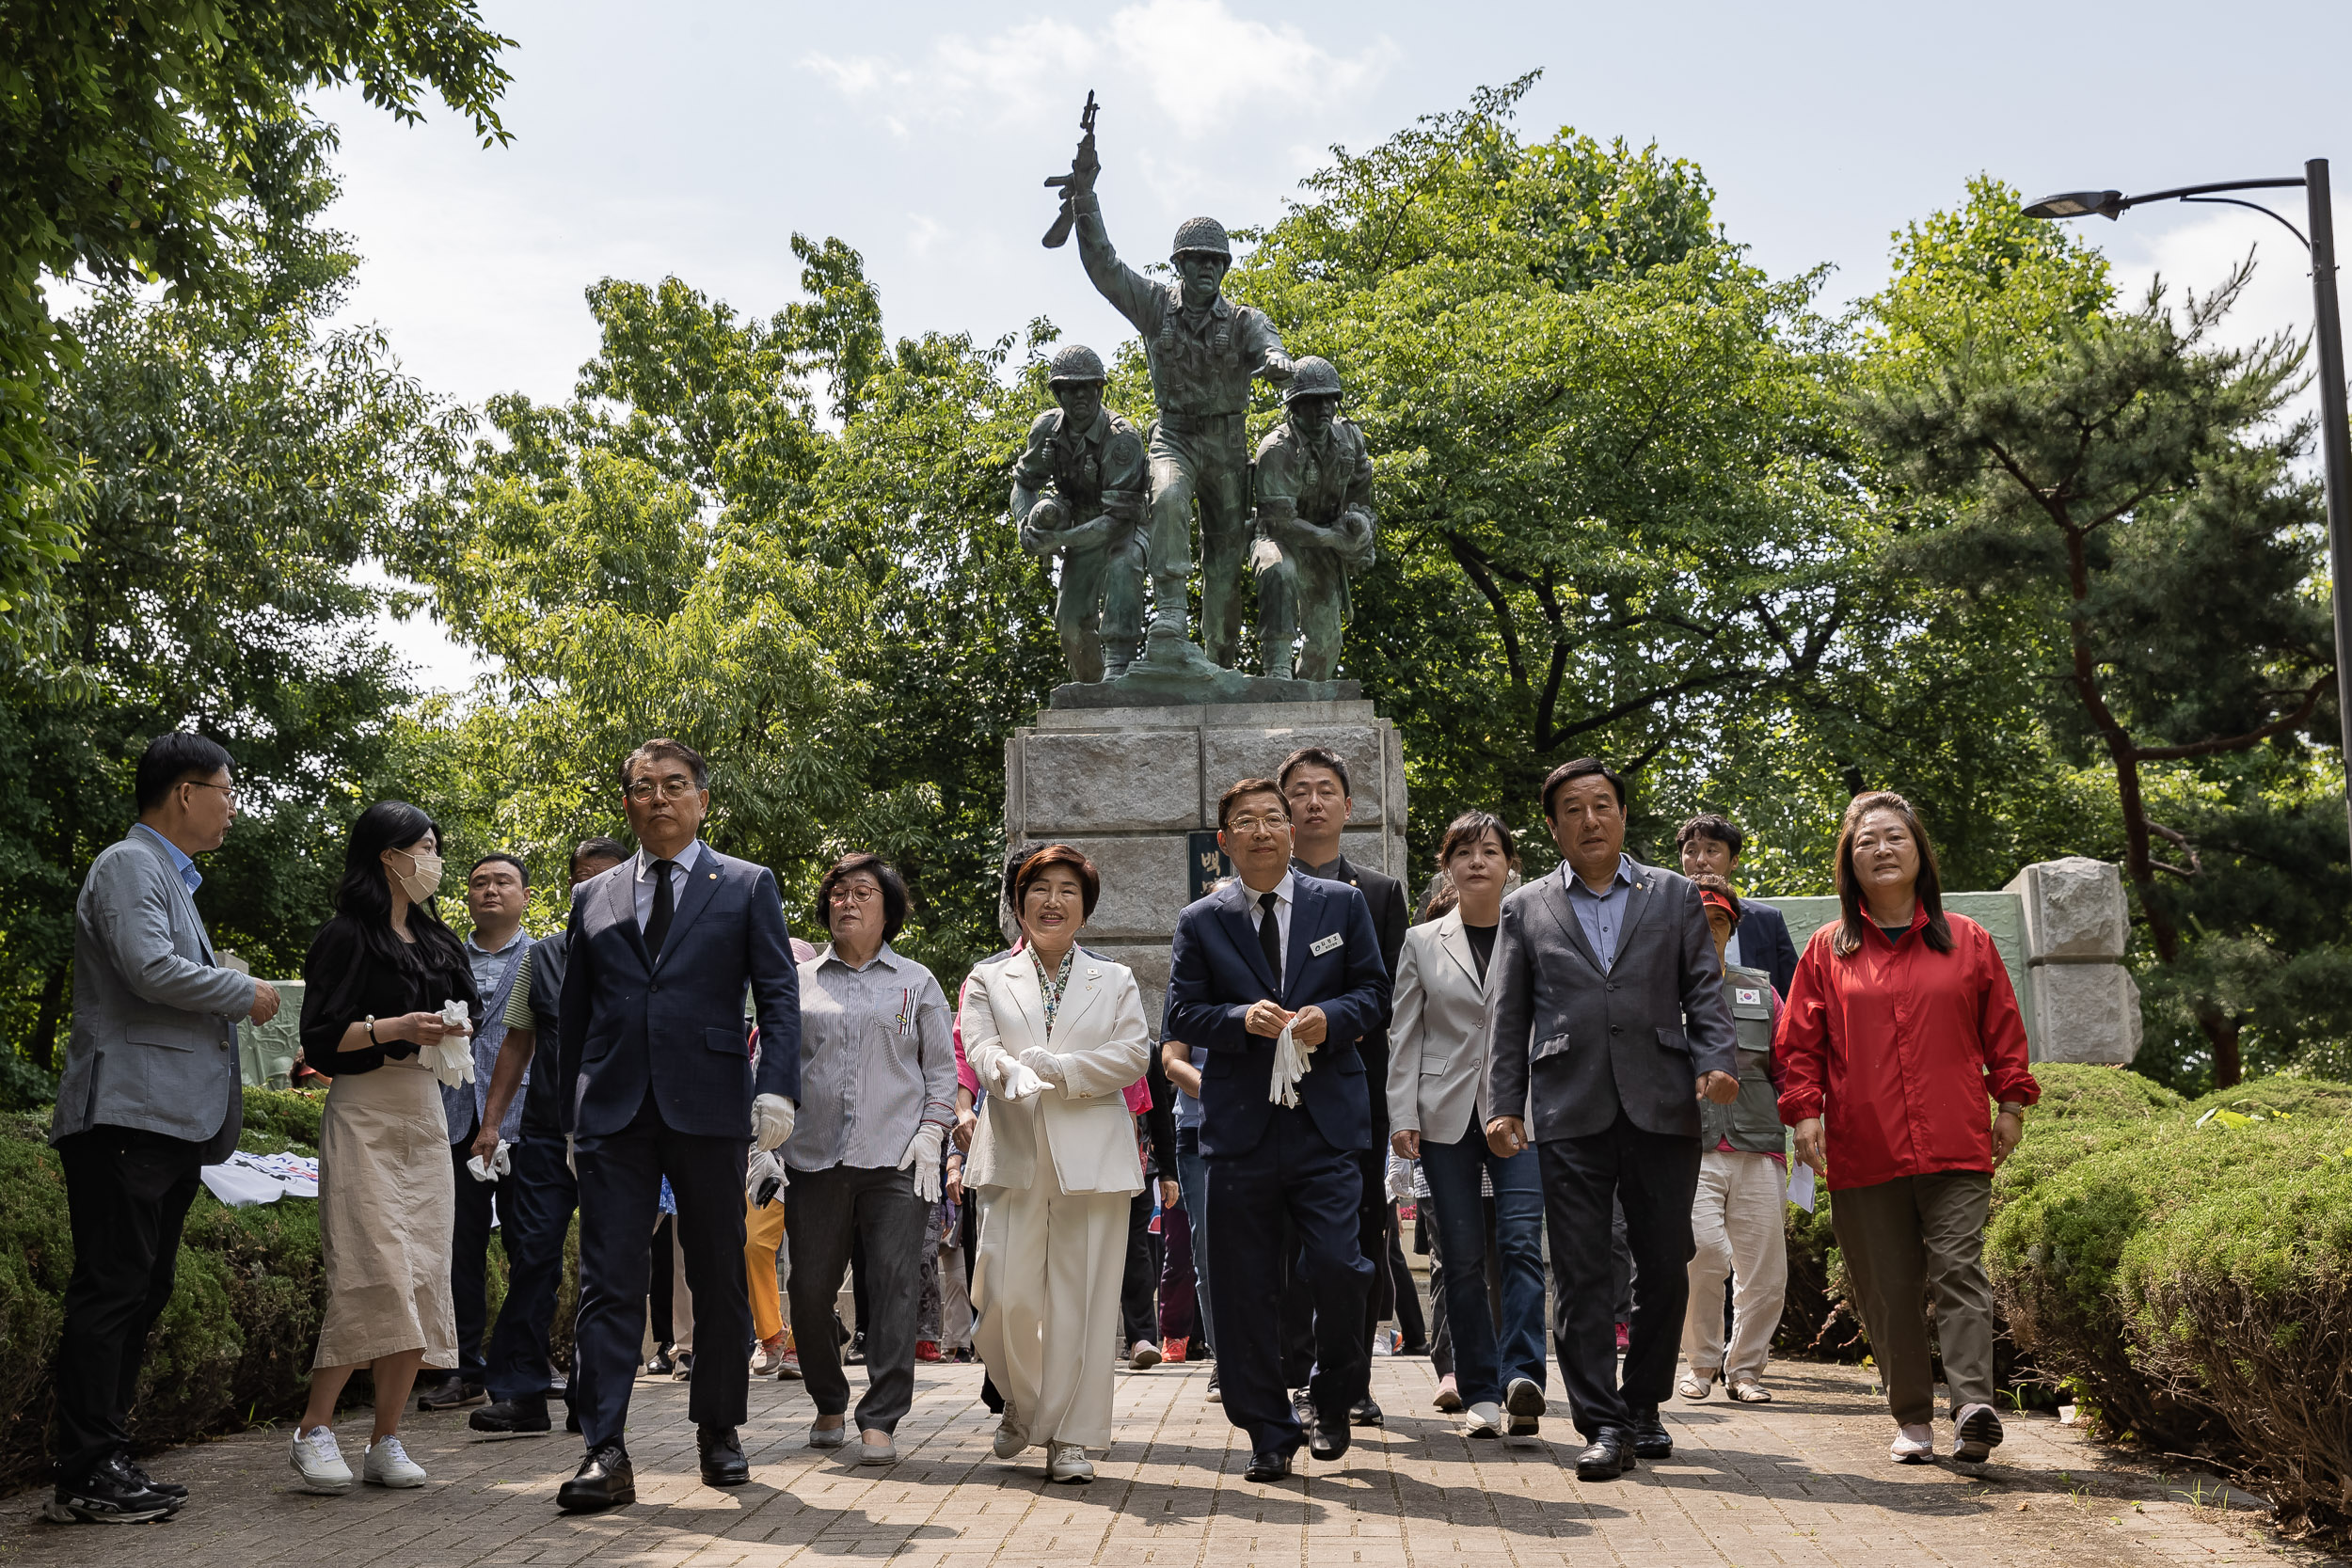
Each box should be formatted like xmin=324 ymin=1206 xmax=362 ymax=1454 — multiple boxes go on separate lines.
xmin=1011 ymin=343 xmax=1149 ymax=683
xmin=1251 ymin=356 xmax=1376 ymax=681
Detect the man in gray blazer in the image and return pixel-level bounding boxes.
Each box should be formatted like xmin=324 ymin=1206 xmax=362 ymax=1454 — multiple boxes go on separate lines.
xmin=1483 ymin=758 xmax=1738 ymax=1481
xmin=46 ymin=733 xmax=278 ymax=1524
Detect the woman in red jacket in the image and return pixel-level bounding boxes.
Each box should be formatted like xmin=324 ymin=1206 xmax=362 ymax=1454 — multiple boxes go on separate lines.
xmin=1776 ymin=792 xmax=2037 ymax=1469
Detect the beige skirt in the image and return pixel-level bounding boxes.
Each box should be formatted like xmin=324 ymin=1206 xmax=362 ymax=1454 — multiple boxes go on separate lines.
xmin=313 ymin=1054 xmax=457 ymax=1369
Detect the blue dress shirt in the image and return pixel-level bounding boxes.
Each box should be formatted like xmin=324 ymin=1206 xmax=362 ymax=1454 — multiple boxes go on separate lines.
xmin=1562 ymin=853 xmax=1638 ymax=971
xmin=133 ymin=822 xmax=202 ymax=895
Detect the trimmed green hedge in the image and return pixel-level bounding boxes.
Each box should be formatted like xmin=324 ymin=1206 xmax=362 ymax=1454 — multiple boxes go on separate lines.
xmin=0 ymin=1087 xmax=564 ymax=1491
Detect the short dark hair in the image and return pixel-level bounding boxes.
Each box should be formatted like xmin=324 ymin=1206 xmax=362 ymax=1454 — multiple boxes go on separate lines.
xmin=1689 ymin=872 xmax=1742 ymax=921
xmin=470 ymin=852 xmax=531 ymax=890
xmin=1677 ymin=813 xmax=1744 ymax=860
xmin=816 ymin=851 xmax=911 ymax=943
xmin=134 ymin=731 xmax=233 ymax=813
xmin=1014 ymin=843 xmax=1101 ymax=920
xmin=1540 ymin=757 xmax=1625 ymax=818
xmin=1278 ymin=746 xmax=1351 ymax=799
xmin=1217 ymin=778 xmax=1290 ymax=831
xmin=1438 ymin=810 xmax=1517 ymax=866
xmin=572 ymin=836 xmax=628 ymax=879
xmin=619 ymin=737 xmax=708 ymax=792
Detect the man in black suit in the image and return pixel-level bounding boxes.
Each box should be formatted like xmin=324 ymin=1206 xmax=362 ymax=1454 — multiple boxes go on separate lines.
xmin=1166 ymin=778 xmax=1391 ymax=1481
xmin=1677 ymin=814 xmax=1798 ymax=999
xmin=555 ymin=739 xmax=801 ymax=1513
xmin=1485 ymin=759 xmax=1740 ymax=1481
xmin=1279 ymin=746 xmax=1411 ymax=1421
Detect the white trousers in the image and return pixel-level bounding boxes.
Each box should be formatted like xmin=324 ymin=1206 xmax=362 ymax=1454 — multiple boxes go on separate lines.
xmin=971 ymin=1180 xmax=1131 ymax=1452
xmin=1681 ymin=1149 xmax=1788 ymax=1383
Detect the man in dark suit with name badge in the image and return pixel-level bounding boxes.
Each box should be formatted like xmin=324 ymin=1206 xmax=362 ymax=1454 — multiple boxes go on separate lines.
xmin=1484 ymin=758 xmax=1740 ymax=1481
xmin=1166 ymin=778 xmax=1390 ymax=1481
xmin=557 ymin=739 xmax=801 ymax=1513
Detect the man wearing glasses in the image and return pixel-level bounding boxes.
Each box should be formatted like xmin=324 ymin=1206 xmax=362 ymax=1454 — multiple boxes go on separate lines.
xmin=555 ymin=738 xmax=802 ymax=1513
xmin=47 ymin=733 xmax=279 ymax=1524
xmin=1164 ymin=779 xmax=1390 ymax=1482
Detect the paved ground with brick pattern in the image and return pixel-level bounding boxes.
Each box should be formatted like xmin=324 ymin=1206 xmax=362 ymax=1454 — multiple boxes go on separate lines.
xmin=0 ymin=1356 xmax=2331 ymax=1566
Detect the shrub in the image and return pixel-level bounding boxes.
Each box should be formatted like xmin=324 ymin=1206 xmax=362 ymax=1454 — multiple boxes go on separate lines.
xmin=2185 ymin=1077 xmax=2352 ymax=1122
xmin=2034 ymin=1062 xmax=2187 ymax=1121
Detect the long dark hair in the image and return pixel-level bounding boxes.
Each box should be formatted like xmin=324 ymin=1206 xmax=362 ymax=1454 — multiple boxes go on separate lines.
xmin=1831 ymin=791 xmax=1953 ymax=958
xmin=332 ymin=800 xmax=469 ymax=977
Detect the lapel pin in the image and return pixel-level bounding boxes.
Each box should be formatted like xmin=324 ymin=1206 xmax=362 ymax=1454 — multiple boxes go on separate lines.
xmin=708 ymin=872 xmax=718 ymax=879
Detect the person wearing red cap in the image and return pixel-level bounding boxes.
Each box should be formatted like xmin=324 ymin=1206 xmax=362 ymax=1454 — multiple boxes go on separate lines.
xmin=1676 ymin=876 xmax=1788 ymax=1405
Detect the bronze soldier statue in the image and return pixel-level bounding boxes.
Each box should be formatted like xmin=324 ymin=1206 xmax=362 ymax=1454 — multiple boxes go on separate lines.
xmin=1251 ymin=356 xmax=1376 ymax=682
xmin=1009 ymin=343 xmax=1149 ymax=683
xmin=1064 ymin=154 xmax=1293 ymax=668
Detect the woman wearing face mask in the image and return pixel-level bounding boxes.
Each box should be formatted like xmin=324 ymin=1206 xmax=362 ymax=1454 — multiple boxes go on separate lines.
xmin=1777 ymin=792 xmax=2037 ymax=1471
xmin=287 ymin=801 xmax=482 ymax=1495
xmin=961 ymin=845 xmax=1149 ymax=1484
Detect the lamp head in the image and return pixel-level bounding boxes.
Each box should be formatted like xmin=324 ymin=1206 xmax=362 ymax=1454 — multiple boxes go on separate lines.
xmin=2024 ymin=189 xmax=2127 ymax=221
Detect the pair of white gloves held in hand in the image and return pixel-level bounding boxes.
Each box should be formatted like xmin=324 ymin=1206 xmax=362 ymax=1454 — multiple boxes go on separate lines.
xmin=466 ymin=1139 xmax=512 ymax=1183
xmin=986 ymin=1045 xmax=1065 ymax=1104
xmin=420 ymin=999 xmax=476 ymax=1088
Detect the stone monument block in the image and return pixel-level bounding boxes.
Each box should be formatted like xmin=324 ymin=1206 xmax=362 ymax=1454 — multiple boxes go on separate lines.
xmin=2007 ymin=856 xmax=2128 ymax=958
xmin=1200 ymin=721 xmax=1391 ymax=827
xmin=2002 ymin=857 xmax=2139 ymax=1065
xmin=2027 ymin=962 xmax=2145 ymax=1065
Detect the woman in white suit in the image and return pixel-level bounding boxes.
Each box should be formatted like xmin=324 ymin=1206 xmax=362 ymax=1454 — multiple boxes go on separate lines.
xmin=961 ymin=844 xmax=1150 ymax=1484
xmin=1387 ymin=812 xmax=1549 ymax=1441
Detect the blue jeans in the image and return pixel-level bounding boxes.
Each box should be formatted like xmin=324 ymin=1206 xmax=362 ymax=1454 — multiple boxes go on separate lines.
xmin=1175 ymin=1125 xmax=1212 ymax=1352
xmin=1420 ymin=1126 xmax=1547 ymax=1408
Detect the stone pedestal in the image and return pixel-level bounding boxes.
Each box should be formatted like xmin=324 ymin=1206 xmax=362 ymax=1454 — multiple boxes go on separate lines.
xmin=1004 ymin=699 xmax=1406 ymax=1028
xmin=2003 ymin=856 xmax=2141 ymax=1065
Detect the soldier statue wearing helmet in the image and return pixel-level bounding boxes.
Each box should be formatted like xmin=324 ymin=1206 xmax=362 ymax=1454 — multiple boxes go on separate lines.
xmin=1066 ymin=168 xmax=1294 ymax=670
xmin=1010 ymin=343 xmax=1150 ymax=682
xmin=1249 ymin=356 xmax=1376 ymax=681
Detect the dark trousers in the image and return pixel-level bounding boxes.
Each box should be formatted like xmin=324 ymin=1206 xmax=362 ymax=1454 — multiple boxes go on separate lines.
xmin=572 ymin=1094 xmax=751 ymax=1449
xmin=447 ymin=1132 xmax=497 ymax=1381
xmin=1157 ymin=1204 xmax=1198 ymax=1342
xmin=1278 ymin=1145 xmax=1392 ymax=1386
xmin=1205 ymin=1105 xmax=1374 ymax=1454
xmin=1120 ymin=1189 xmax=1157 ymax=1347
xmin=484 ymin=1134 xmax=577 ymax=1402
xmin=51 ymin=1126 xmax=204 ymax=1481
xmin=1537 ymin=1111 xmax=1701 ymax=1439
xmin=786 ymin=1163 xmax=928 ymax=1433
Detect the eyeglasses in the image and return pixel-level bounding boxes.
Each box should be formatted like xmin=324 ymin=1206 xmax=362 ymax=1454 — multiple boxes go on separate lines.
xmin=625 ymin=777 xmax=700 ymax=801
xmin=184 ymin=780 xmax=238 ymax=807
xmin=828 ymin=883 xmax=881 ymax=906
xmin=1226 ymin=813 xmax=1289 ymax=833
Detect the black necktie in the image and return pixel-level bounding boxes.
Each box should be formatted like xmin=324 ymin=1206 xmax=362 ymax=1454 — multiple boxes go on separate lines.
xmin=1258 ymin=890 xmax=1282 ymax=994
xmin=644 ymin=859 xmax=676 ymax=958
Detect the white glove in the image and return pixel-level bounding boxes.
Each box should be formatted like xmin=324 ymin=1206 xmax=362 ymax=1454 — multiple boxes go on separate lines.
xmin=422 ymin=999 xmax=475 ymax=1087
xmin=754 ymin=1093 xmax=796 ymax=1152
xmin=1017 ymin=1045 xmax=1066 ymax=1087
xmin=1384 ymin=1155 xmax=1415 ymax=1206
xmin=900 ymin=1122 xmax=945 ymax=1203
xmin=745 ymin=1148 xmax=787 ymax=1206
xmin=1268 ymin=1020 xmax=1308 ymax=1108
xmin=992 ymin=1054 xmax=1047 ymax=1102
xmin=467 ymin=1139 xmax=513 ymax=1183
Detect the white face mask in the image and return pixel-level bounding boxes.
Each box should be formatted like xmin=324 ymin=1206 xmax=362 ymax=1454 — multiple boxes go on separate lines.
xmin=392 ymin=848 xmax=444 ymax=904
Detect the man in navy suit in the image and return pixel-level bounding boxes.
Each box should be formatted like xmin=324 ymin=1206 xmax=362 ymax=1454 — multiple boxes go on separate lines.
xmin=556 ymin=738 xmax=801 ymax=1513
xmin=1166 ymin=777 xmax=1390 ymax=1481
xmin=1676 ymin=814 xmax=1798 ymax=997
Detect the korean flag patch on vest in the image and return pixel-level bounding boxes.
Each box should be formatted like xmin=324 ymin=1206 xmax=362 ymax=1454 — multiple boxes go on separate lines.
xmin=1735 ymin=987 xmax=1763 ymax=1007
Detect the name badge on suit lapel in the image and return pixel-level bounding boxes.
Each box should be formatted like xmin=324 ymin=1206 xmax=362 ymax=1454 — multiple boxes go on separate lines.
xmin=1309 ymin=932 xmax=1343 ymax=958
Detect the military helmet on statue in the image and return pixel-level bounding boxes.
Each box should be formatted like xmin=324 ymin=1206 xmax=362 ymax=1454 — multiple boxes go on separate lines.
xmin=1282 ymin=356 xmax=1344 ymax=404
xmin=1045 ymin=343 xmax=1108 ymax=386
xmin=1169 ymin=215 xmax=1232 ymax=259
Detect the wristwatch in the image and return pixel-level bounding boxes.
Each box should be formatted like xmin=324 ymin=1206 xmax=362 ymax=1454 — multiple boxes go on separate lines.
xmin=1996 ymin=1101 xmax=2027 ymax=1118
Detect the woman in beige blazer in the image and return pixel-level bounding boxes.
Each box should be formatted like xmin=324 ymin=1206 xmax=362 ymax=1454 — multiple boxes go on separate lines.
xmin=1386 ymin=812 xmax=1549 ymax=1441
xmin=961 ymin=845 xmax=1150 ymax=1484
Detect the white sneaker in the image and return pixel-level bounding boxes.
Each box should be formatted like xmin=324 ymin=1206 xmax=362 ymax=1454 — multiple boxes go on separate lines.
xmin=290 ymin=1426 xmax=353 ymax=1494
xmin=362 ymin=1435 xmax=428 ymax=1488
xmin=993 ymin=1418 xmax=1027 ymax=1459
xmin=1046 ymin=1441 xmax=1094 ymax=1483
xmin=1889 ymin=1423 xmax=1935 ymax=1464
xmin=750 ymin=1338 xmax=787 ymax=1377
xmin=1128 ymin=1339 xmax=1162 ymax=1370
xmin=1463 ymin=1402 xmax=1502 ymax=1439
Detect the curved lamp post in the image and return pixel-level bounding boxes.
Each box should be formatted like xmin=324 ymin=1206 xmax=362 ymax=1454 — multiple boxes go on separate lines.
xmin=2026 ymin=163 xmax=2352 ymax=846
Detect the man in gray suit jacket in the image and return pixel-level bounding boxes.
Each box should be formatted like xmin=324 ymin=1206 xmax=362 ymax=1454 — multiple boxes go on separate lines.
xmin=1483 ymin=758 xmax=1739 ymax=1481
xmin=45 ymin=733 xmax=278 ymax=1524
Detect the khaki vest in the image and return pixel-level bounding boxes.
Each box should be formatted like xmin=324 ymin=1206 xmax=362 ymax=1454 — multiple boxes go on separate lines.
xmin=1698 ymin=962 xmax=1784 ymax=1154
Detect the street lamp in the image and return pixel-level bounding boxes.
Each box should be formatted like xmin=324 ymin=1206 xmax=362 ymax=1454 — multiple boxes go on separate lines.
xmin=2026 ymin=162 xmax=2352 ymax=846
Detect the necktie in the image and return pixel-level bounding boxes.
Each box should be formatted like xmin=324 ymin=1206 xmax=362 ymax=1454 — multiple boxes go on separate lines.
xmin=644 ymin=859 xmax=676 ymax=959
xmin=1257 ymin=890 xmax=1282 ymax=995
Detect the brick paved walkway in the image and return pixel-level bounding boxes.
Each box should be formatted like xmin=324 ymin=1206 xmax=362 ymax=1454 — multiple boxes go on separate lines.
xmin=0 ymin=1356 xmax=2327 ymax=1566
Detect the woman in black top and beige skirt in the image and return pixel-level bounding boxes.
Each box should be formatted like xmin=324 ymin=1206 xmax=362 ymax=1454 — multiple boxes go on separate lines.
xmin=288 ymin=801 xmax=479 ymax=1494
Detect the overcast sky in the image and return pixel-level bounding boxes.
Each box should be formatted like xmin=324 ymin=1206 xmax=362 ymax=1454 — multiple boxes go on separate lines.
xmin=315 ymin=0 xmax=2352 ymax=688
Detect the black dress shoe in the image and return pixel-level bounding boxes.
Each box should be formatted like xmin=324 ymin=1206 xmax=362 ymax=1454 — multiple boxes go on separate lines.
xmin=1348 ymin=1396 xmax=1383 ymax=1427
xmin=470 ymin=1396 xmax=552 ymax=1433
xmin=1628 ymin=1403 xmax=1673 ymax=1459
xmin=1243 ymin=1445 xmax=1295 ymax=1482
xmin=697 ymin=1424 xmax=750 ymax=1487
xmin=122 ymin=1457 xmax=187 ymax=1500
xmin=557 ymin=1443 xmax=636 ymax=1513
xmin=1308 ymin=1413 xmax=1351 ymax=1463
xmin=1575 ymin=1430 xmax=1634 ymax=1481
xmin=416 ymin=1372 xmax=486 ymax=1411
xmin=1289 ymin=1386 xmax=1314 ymax=1429
xmin=843 ymin=1334 xmax=866 ymax=1366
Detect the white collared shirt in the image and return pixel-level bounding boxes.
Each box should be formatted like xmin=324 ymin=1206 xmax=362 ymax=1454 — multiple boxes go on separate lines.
xmin=1242 ymin=869 xmax=1296 ymax=975
xmin=632 ymin=841 xmax=707 ymax=932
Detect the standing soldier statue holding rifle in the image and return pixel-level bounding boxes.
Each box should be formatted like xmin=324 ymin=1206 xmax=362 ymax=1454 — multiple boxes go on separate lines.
xmin=1043 ymin=93 xmax=1295 ymax=671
